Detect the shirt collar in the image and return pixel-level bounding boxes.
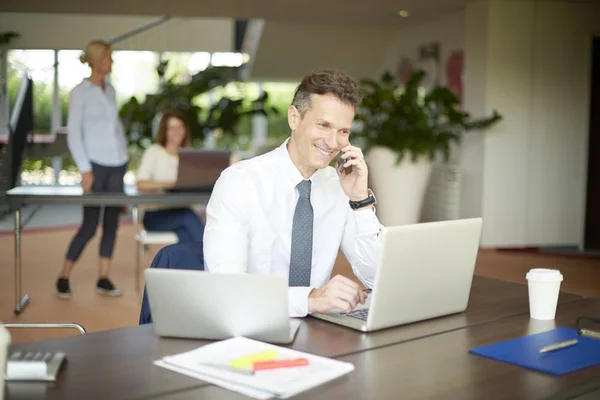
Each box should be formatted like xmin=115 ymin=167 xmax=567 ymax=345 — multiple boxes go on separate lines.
xmin=82 ymin=78 xmax=111 ymax=91
xmin=275 ymin=137 xmax=317 ymax=188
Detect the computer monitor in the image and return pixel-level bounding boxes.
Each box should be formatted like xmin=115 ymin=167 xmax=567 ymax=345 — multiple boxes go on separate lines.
xmin=7 ymin=74 xmax=34 ymax=188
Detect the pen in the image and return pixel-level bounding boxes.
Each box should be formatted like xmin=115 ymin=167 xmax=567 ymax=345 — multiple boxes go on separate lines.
xmin=253 ymin=358 xmax=310 ymax=371
xmin=539 ymin=339 xmax=578 ymax=353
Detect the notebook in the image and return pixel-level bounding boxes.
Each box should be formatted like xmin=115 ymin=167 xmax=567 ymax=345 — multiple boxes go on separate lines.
xmin=469 ymin=327 xmax=600 ymax=375
xmin=154 ymin=336 xmax=354 ymax=399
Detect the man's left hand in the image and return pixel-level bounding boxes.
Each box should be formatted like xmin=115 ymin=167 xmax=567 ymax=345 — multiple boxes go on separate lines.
xmin=337 ymin=145 xmax=370 ymax=202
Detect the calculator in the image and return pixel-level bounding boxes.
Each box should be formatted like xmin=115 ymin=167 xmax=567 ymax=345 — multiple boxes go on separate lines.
xmin=5 ymin=351 xmax=66 ymax=381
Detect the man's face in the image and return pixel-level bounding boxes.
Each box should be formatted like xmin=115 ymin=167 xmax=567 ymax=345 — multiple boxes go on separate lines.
xmin=287 ymin=93 xmax=354 ymax=175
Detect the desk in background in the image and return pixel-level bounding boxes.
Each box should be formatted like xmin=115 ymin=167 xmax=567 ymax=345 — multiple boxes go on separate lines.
xmin=5 ymin=184 xmax=211 ymax=316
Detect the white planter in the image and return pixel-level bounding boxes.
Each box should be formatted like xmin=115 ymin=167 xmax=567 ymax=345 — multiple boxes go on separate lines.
xmin=366 ymin=146 xmax=433 ymax=226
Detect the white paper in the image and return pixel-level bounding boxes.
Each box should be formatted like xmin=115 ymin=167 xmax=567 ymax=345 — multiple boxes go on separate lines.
xmin=155 ymin=360 xmax=273 ymax=399
xmin=154 ymin=336 xmax=354 ymax=398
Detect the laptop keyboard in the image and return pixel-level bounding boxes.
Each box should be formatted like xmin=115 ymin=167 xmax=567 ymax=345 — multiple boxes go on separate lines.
xmin=342 ymin=308 xmax=369 ymax=321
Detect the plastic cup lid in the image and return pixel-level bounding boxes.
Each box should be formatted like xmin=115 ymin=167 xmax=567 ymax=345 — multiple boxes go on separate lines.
xmin=526 ymin=268 xmax=563 ymax=282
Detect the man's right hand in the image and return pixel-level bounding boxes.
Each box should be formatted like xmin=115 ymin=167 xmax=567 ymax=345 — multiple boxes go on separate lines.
xmin=81 ymin=171 xmax=94 ymax=193
xmin=307 ymin=275 xmax=368 ymax=314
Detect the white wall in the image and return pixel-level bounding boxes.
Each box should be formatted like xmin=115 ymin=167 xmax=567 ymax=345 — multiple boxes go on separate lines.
xmin=250 ymin=22 xmax=396 ymax=82
xmin=464 ymin=0 xmax=600 ymax=247
xmin=377 ymin=10 xmax=464 ymax=86
xmin=377 ymin=0 xmax=600 ymax=248
xmin=526 ymin=2 xmax=598 ymax=247
xmin=476 ymin=0 xmax=535 ymax=247
xmin=460 ymin=0 xmax=490 ymax=224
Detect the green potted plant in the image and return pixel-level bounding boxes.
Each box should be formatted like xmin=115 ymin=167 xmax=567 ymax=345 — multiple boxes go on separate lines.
xmin=119 ymin=61 xmax=278 ymax=150
xmin=354 ymin=69 xmax=502 ymax=226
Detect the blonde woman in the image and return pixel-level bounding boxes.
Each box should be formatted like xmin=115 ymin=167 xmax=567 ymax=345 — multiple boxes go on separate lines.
xmin=57 ymin=39 xmax=128 ymax=299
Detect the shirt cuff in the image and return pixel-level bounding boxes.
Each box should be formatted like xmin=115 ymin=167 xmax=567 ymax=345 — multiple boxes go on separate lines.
xmin=288 ymin=286 xmax=315 ymax=317
xmin=352 ymin=208 xmax=382 ymax=233
xmin=77 ymin=163 xmax=92 ymax=174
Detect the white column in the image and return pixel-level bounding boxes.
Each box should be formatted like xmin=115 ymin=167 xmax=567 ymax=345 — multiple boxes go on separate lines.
xmin=51 ymin=50 xmax=62 ymax=185
xmin=251 ymin=82 xmax=268 ymax=151
xmin=0 ymin=46 xmax=8 ymax=136
xmin=459 ymin=0 xmax=489 ymax=222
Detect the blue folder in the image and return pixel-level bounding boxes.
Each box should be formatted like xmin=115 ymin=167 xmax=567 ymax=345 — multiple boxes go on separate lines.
xmin=469 ymin=327 xmax=600 ymax=375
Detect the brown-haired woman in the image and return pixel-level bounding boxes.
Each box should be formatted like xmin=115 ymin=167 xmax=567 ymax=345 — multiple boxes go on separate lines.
xmin=136 ymin=109 xmax=204 ymax=243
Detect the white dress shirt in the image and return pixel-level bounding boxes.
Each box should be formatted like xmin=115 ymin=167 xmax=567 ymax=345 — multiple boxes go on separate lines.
xmin=136 ymin=144 xmax=178 ymax=182
xmin=67 ymin=79 xmax=129 ymax=173
xmin=203 ymin=138 xmax=383 ymax=317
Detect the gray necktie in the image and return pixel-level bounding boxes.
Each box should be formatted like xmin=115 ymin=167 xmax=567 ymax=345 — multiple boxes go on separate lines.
xmin=289 ymin=180 xmax=313 ymax=287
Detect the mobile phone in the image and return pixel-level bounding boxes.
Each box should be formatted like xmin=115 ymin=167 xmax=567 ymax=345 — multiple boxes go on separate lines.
xmin=335 ymin=153 xmax=353 ymax=175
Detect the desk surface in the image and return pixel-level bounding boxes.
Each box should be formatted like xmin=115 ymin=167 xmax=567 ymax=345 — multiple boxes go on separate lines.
xmin=5 ymin=277 xmax=582 ymax=400
xmin=278 ymin=298 xmax=600 ymax=400
xmin=174 ymin=298 xmax=600 ymax=400
xmin=5 ymin=185 xmax=211 ymax=206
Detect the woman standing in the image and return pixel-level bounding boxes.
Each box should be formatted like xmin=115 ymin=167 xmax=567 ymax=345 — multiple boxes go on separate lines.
xmin=56 ymin=39 xmax=128 ymax=299
xmin=136 ymin=109 xmax=205 ymax=243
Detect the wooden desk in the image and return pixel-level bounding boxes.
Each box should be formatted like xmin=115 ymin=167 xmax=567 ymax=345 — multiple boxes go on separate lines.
xmin=231 ymin=298 xmax=599 ymax=400
xmin=4 ymin=278 xmax=583 ymax=400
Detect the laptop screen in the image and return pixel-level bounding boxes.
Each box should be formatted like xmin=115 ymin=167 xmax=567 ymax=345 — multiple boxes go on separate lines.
xmin=174 ymin=149 xmax=232 ymax=189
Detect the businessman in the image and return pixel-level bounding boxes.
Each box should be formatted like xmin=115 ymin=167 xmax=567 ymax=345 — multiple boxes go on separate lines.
xmin=203 ymin=68 xmax=383 ymax=317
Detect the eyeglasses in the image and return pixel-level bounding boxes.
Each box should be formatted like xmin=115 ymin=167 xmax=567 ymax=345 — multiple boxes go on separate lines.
xmin=576 ymin=316 xmax=600 ymax=338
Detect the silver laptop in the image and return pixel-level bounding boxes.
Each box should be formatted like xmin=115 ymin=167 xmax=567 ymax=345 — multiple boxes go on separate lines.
xmin=144 ymin=269 xmax=301 ymax=344
xmin=165 ymin=148 xmax=231 ymax=193
xmin=311 ymin=218 xmax=483 ymax=332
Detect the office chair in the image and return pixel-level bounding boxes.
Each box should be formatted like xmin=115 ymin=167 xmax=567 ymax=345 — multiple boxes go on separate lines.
xmin=139 ymin=241 xmax=204 ymax=325
xmin=134 ymin=229 xmax=179 ymax=292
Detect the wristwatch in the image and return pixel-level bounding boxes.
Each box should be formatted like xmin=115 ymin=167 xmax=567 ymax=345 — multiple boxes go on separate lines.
xmin=349 ymin=189 xmax=377 ymax=210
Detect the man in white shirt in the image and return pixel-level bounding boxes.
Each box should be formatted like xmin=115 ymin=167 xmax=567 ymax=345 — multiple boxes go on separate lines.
xmin=203 ymin=68 xmax=383 ymax=317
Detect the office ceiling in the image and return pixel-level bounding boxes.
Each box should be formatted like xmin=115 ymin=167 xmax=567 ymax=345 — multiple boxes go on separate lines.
xmin=0 ymin=13 xmax=234 ymax=52
xmin=0 ymin=0 xmax=468 ymax=26
xmin=0 ymin=0 xmax=503 ymax=81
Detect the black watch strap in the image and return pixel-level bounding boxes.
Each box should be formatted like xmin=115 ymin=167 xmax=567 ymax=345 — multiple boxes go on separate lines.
xmin=349 ymin=189 xmax=376 ymax=210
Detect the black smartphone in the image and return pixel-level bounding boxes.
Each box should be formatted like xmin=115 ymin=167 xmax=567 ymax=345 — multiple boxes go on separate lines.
xmin=335 ymin=153 xmax=353 ymax=175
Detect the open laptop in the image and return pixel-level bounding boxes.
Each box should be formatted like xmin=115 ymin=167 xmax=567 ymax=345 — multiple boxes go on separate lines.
xmin=311 ymin=217 xmax=483 ymax=332
xmin=165 ymin=148 xmax=231 ymax=193
xmin=144 ymin=269 xmax=301 ymax=344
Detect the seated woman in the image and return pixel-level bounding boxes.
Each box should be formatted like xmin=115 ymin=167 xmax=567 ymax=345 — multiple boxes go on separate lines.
xmin=136 ymin=109 xmax=205 ymax=243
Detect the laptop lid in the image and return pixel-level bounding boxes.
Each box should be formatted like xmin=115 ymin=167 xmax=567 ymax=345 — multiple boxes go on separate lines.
xmin=365 ymin=217 xmax=483 ymax=330
xmin=172 ymin=148 xmax=231 ymax=189
xmin=144 ymin=269 xmax=296 ymax=343
xmin=310 ymin=218 xmax=482 ymax=331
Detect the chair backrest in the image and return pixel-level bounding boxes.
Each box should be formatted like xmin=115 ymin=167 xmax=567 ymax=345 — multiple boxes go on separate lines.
xmin=139 ymin=242 xmax=205 ymax=325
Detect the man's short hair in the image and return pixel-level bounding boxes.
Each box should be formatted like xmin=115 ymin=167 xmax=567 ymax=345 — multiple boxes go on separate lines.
xmin=291 ymin=68 xmax=363 ymax=117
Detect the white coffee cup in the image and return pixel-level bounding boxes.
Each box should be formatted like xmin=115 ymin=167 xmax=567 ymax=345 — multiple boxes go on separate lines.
xmin=526 ymin=268 xmax=563 ymax=320
xmin=0 ymin=325 xmax=10 ymax=400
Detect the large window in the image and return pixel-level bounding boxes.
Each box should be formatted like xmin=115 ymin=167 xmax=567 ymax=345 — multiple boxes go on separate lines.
xmin=5 ymin=49 xmax=295 ymax=185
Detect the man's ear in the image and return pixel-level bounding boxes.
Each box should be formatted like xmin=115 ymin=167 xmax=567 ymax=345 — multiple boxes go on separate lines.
xmin=288 ymin=105 xmax=300 ymax=131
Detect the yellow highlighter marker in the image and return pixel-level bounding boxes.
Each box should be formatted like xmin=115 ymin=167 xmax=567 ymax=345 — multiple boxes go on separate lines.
xmin=230 ymin=350 xmax=279 ymax=369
